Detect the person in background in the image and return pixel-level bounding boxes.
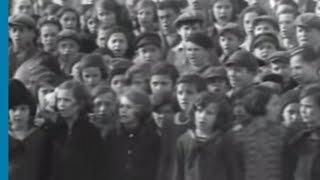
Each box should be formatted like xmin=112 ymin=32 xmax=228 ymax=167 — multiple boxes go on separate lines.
xmin=108 ymin=59 xmax=133 ymax=96
xmin=210 ymin=0 xmax=237 ymax=31
xmin=125 ymin=62 xmax=152 ymax=93
xmin=252 ymin=15 xmax=280 ymax=36
xmin=38 ymin=17 xmax=62 ymax=55
xmin=201 ymin=66 xmax=230 ymax=95
xmin=133 ymin=0 xmax=158 ymax=36
xmin=57 ymin=7 xmax=80 ymax=31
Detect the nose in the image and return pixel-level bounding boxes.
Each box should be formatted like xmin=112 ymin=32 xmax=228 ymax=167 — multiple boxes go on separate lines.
xmin=99 ymin=105 xmax=107 ymax=114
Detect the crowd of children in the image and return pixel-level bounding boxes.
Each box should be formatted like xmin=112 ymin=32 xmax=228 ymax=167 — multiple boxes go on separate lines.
xmin=8 ymin=0 xmax=320 ymax=180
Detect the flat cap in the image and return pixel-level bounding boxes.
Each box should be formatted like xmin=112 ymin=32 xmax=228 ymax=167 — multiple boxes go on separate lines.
xmin=134 ymin=32 xmax=161 ymax=49
xmin=225 ymin=50 xmax=259 ymax=73
xmin=250 ymin=33 xmax=281 ymax=51
xmin=268 ymin=51 xmax=290 ymax=64
xmin=57 ymin=29 xmax=81 ymax=44
xmin=9 ymin=13 xmax=36 ymax=30
xmin=173 ymin=11 xmax=204 ymax=28
xmin=253 ymin=15 xmax=279 ymax=31
xmin=219 ymin=23 xmax=245 ymax=40
xmin=202 ymin=66 xmax=227 ymax=79
xmin=295 ymin=13 xmax=320 ymax=30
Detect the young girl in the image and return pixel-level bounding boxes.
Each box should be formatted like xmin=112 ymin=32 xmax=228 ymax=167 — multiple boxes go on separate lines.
xmin=133 ymin=0 xmax=158 ymax=36
xmin=9 ymin=79 xmax=52 ymax=180
xmin=106 ymin=88 xmax=160 ymax=180
xmin=173 ymin=92 xmax=232 ymax=180
xmin=80 ymin=7 xmax=99 ymax=53
xmin=108 ymin=59 xmax=133 ymax=96
xmin=77 ymin=53 xmax=108 ymax=92
xmin=211 ymin=0 xmax=237 ymax=31
xmin=57 ymin=7 xmax=81 ymax=31
xmin=94 ymin=0 xmax=120 ymax=29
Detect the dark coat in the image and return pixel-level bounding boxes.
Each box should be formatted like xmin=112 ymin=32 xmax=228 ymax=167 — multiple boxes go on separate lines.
xmin=49 ymin=115 xmax=107 ymax=180
xmin=106 ymin=123 xmax=160 ymax=180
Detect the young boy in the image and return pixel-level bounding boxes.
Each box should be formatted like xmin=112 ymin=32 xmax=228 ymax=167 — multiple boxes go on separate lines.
xmin=202 ymin=66 xmax=229 ymax=95
xmin=218 ymin=23 xmax=244 ymax=63
xmin=149 ymin=62 xmax=179 ymax=94
xmin=38 ymin=17 xmax=62 ymax=55
xmin=252 ymin=15 xmax=280 ymax=36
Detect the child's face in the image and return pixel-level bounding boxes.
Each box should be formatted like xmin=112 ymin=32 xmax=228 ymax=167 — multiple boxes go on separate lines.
xmin=157 ymin=8 xmax=178 ymax=34
xmin=282 ymin=103 xmax=301 ymax=127
xmin=82 ymin=67 xmax=102 ymax=88
xmin=96 ymin=7 xmax=116 ymax=27
xmin=176 ymin=83 xmax=197 ymax=110
xmin=137 ymin=7 xmax=155 ymax=27
xmin=107 ymin=32 xmax=128 ymax=57
xmin=87 ymin=18 xmax=98 ymax=34
xmin=253 ymin=42 xmax=276 ymax=61
xmin=278 ymin=13 xmax=295 ymax=39
xmin=9 ymin=105 xmax=30 ymax=130
xmin=296 ymin=26 xmax=320 ymax=46
xmin=226 ymin=66 xmax=255 ymax=88
xmin=152 ymin=104 xmax=175 ymax=128
xmin=207 ymin=78 xmax=228 ymax=94
xmin=290 ymin=55 xmax=319 ymax=85
xmin=57 ymin=39 xmax=79 ymax=56
xmin=93 ymin=92 xmax=117 ymax=117
xmin=270 ymin=62 xmax=290 ymax=79
xmin=243 ymin=12 xmax=258 ymax=35
xmin=195 ymin=103 xmax=218 ymax=132
xmin=185 ymin=41 xmax=209 ymax=68
xmin=59 ymin=11 xmax=78 ymax=30
xmin=254 ymin=22 xmax=277 ymax=36
xmin=315 ymin=2 xmax=320 ymax=17
xmin=212 ymin=0 xmax=233 ymax=24
xmin=40 ymin=24 xmax=59 ymax=52
xmin=178 ymin=23 xmax=202 ymax=41
xmin=56 ymin=89 xmax=79 ymax=118
xmin=131 ymin=73 xmax=149 ymax=93
xmin=233 ymin=100 xmax=250 ymax=123
xmin=96 ymin=30 xmax=108 ymax=48
xmin=118 ymin=96 xmax=139 ymax=125
xmin=71 ymin=62 xmax=81 ymax=80
xmin=38 ymin=85 xmax=55 ymax=110
xmin=300 ymin=96 xmax=320 ymax=126
xmin=111 ymin=74 xmax=126 ymax=95
xmin=150 ymin=75 xmax=174 ymax=94
xmin=14 ymin=0 xmax=33 ymax=15
xmin=138 ymin=44 xmax=162 ymax=63
xmin=219 ymin=33 xmax=241 ymax=55
xmin=9 ymin=26 xmax=35 ymax=48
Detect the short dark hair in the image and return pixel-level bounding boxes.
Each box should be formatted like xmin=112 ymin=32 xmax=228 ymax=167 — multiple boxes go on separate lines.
xmin=157 ymin=1 xmax=180 ymax=13
xmin=176 ymin=74 xmax=207 ymax=93
xmin=78 ymin=53 xmax=109 ymax=80
xmin=150 ymin=62 xmax=179 ymax=84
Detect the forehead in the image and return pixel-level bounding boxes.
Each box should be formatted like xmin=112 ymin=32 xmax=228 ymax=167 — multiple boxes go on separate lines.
xmin=300 ymin=96 xmax=317 ymax=105
xmin=57 ymin=89 xmax=74 ymax=98
xmin=41 ymin=24 xmax=60 ymax=32
xmin=94 ymin=92 xmax=115 ymax=102
xmin=180 ymin=23 xmax=201 ymax=29
xmin=278 ymin=13 xmax=295 ymax=20
xmin=59 ymin=39 xmax=78 ymax=45
xmin=177 ymin=82 xmax=196 ymax=90
xmin=214 ymin=0 xmax=232 ymax=6
xmin=185 ymin=41 xmax=204 ymax=49
xmin=157 ymin=8 xmax=175 ymax=15
xmin=151 ymin=75 xmax=172 ymax=81
xmin=290 ymin=55 xmax=307 ymax=65
xmin=255 ymin=21 xmax=274 ymax=28
xmin=119 ymin=96 xmax=134 ymax=105
xmin=139 ymin=44 xmax=160 ymax=50
xmin=61 ymin=11 xmax=77 ymax=17
xmin=82 ymin=67 xmax=101 ymax=74
xmin=255 ymin=41 xmax=276 ymax=48
xmin=109 ymin=32 xmax=126 ymax=39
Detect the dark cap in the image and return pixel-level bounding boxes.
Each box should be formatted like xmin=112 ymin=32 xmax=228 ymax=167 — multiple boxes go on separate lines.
xmin=268 ymin=51 xmax=290 ymax=64
xmin=186 ymin=32 xmax=213 ymax=49
xmin=9 ymin=13 xmax=36 ymax=30
xmin=250 ymin=33 xmax=280 ymax=51
xmin=219 ymin=23 xmax=245 ymax=40
xmin=295 ymin=13 xmax=320 ymax=30
xmin=134 ymin=32 xmax=161 ymax=50
xmin=202 ymin=66 xmax=227 ymax=79
xmin=225 ymin=50 xmax=259 ymax=73
xmin=173 ymin=11 xmax=204 ymax=28
xmin=253 ymin=15 xmax=279 ymax=31
xmin=57 ymin=29 xmax=81 ymax=45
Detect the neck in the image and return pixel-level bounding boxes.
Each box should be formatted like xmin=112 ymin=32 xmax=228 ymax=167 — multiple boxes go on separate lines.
xmin=195 ymin=128 xmax=211 ymax=138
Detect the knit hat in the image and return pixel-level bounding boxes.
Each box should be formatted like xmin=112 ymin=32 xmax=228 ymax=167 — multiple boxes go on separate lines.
xmin=250 ymin=33 xmax=281 ymax=51
xmin=186 ymin=32 xmax=213 ymax=49
xmin=57 ymin=29 xmax=81 ymax=45
xmin=134 ymin=32 xmax=161 ymax=50
xmin=9 ymin=13 xmax=36 ymax=30
xmin=9 ymin=79 xmax=37 ymax=117
xmin=295 ymin=13 xmax=320 ymax=30
xmin=252 ymin=15 xmax=279 ymax=32
xmin=268 ymin=51 xmax=290 ymax=64
xmin=225 ymin=50 xmax=259 ymax=73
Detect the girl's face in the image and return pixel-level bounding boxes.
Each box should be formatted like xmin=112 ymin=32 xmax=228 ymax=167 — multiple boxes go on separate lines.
xmin=300 ymin=96 xmax=320 ymax=125
xmin=118 ymin=96 xmax=139 ymax=125
xmin=282 ymin=103 xmax=301 ymax=127
xmin=56 ymin=89 xmax=79 ymax=119
xmin=96 ymin=7 xmax=116 ymax=28
xmin=111 ymin=74 xmax=127 ymax=95
xmin=131 ymin=73 xmax=149 ymax=93
xmin=59 ymin=11 xmax=78 ymax=30
xmin=107 ymin=33 xmax=128 ymax=57
xmin=176 ymin=83 xmax=197 ymax=110
xmin=137 ymin=7 xmax=155 ymax=27
xmin=9 ymin=105 xmax=30 ymax=131
xmin=243 ymin=12 xmax=258 ymax=35
xmin=38 ymin=85 xmax=55 ymax=110
xmin=213 ymin=0 xmax=233 ymax=25
xmin=40 ymin=24 xmax=60 ymax=52
xmin=253 ymin=42 xmax=276 ymax=61
xmin=219 ymin=33 xmax=241 ymax=55
xmin=195 ymin=103 xmax=218 ymax=132
xmin=152 ymin=104 xmax=175 ymax=128
xmin=58 ymin=39 xmax=80 ymax=56
xmin=87 ymin=18 xmax=98 ymax=34
xmin=185 ymin=42 xmax=209 ymax=68
xmin=82 ymin=67 xmax=102 ymax=88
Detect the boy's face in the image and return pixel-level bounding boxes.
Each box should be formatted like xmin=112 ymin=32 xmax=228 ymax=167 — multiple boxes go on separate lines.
xmin=212 ymin=0 xmax=233 ymax=24
xmin=131 ymin=73 xmax=149 ymax=93
xmin=290 ymin=55 xmax=319 ymax=85
xmin=137 ymin=7 xmax=155 ymax=26
xmin=157 ymin=8 xmax=178 ymax=34
xmin=9 ymin=104 xmax=30 ymax=130
xmin=38 ymin=85 xmax=54 ymax=110
xmin=93 ymin=92 xmax=117 ymax=124
xmin=254 ymin=22 xmax=277 ymax=36
xmin=300 ymin=96 xmax=320 ymax=126
xmin=96 ymin=7 xmax=116 ymax=27
xmin=138 ymin=44 xmax=162 ymax=63
xmin=111 ymin=74 xmax=127 ymax=95
xmin=87 ymin=18 xmax=98 ymax=34
xmin=82 ymin=67 xmax=102 ymax=88
xmin=270 ymin=62 xmax=290 ymax=80
xmin=243 ymin=12 xmax=258 ymax=35
xmin=9 ymin=25 xmax=35 ymax=48
xmin=176 ymin=83 xmax=197 ymax=110
xmin=278 ymin=13 xmax=295 ymax=39
xmin=296 ymin=26 xmax=320 ymax=46
xmin=226 ymin=65 xmax=255 ymax=88
xmin=206 ymin=77 xmax=228 ymax=94
xmin=58 ymin=39 xmax=79 ymax=56
xmin=177 ymin=23 xmax=202 ymax=41
xmin=14 ymin=0 xmax=33 ymax=15
xmin=253 ymin=41 xmax=276 ymax=61
xmin=96 ymin=30 xmax=108 ymax=48
xmin=59 ymin=11 xmax=77 ymax=30
xmin=282 ymin=103 xmax=301 ymax=127
xmin=185 ymin=41 xmax=209 ymax=68
xmin=219 ymin=33 xmax=241 ymax=55
xmin=40 ymin=24 xmax=59 ymax=52
xmin=152 ymin=104 xmax=175 ymax=128
xmin=56 ymin=89 xmax=79 ymax=119
xmin=118 ymin=96 xmax=139 ymax=125
xmin=107 ymin=32 xmax=128 ymax=57
xmin=195 ymin=103 xmax=218 ymax=132
xmin=150 ymin=75 xmax=174 ymax=94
